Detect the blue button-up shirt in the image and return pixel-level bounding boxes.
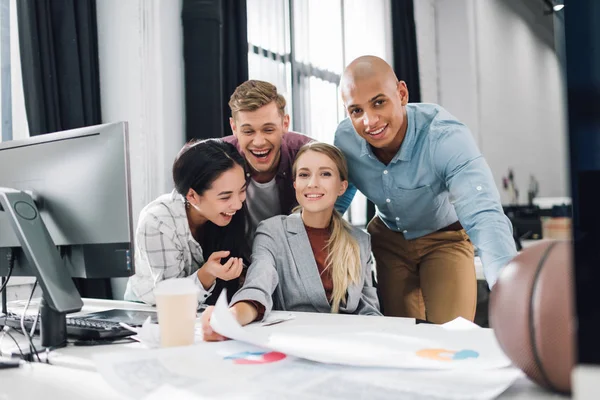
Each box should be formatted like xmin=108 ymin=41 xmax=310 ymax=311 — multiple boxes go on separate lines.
xmin=335 ymin=103 xmax=517 ymax=287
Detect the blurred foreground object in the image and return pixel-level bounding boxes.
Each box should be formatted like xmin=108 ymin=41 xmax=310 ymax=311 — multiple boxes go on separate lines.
xmin=489 ymin=241 xmax=575 ymax=394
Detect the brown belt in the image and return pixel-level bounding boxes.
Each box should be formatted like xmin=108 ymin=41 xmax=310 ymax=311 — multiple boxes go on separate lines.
xmin=437 ymin=221 xmax=463 ymax=232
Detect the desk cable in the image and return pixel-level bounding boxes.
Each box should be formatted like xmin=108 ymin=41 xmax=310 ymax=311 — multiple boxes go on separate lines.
xmin=0 ymin=249 xmax=15 ymax=314
xmin=0 ymin=325 xmax=26 ymax=359
xmin=20 ymin=280 xmax=41 ymax=362
xmin=0 ymin=249 xmax=27 ymax=361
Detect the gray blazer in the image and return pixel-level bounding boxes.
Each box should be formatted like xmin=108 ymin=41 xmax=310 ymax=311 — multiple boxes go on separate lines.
xmin=231 ymin=213 xmax=381 ymax=317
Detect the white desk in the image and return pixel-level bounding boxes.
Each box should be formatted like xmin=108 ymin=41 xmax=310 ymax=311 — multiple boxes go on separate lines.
xmin=2 ymin=363 xmax=129 ymax=400
xmin=1 ymin=298 xmax=567 ymax=399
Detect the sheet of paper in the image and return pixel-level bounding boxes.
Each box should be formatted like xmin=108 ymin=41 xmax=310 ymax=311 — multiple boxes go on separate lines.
xmin=209 ymin=295 xmax=269 ymax=348
xmin=94 ymin=339 xmax=523 ymax=400
xmin=442 ymin=316 xmax=482 ymax=330
xmin=141 ymin=384 xmax=205 ymax=400
xmin=210 ymin=291 xmax=511 ymax=370
xmin=94 ymin=341 xmax=299 ymax=399
xmin=261 ymin=312 xmax=295 ymax=326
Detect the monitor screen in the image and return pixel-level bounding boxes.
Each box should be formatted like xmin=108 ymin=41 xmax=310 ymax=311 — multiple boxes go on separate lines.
xmin=564 ymin=0 xmax=600 ymax=366
xmin=0 ymin=122 xmax=134 ymax=279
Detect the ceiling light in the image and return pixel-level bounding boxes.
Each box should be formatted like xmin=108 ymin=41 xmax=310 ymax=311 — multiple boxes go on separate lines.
xmin=553 ymin=4 xmax=565 ymax=11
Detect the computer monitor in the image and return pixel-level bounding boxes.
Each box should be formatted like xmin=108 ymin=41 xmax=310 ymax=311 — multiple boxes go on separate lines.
xmin=0 ymin=121 xmax=133 ymax=347
xmin=0 ymin=122 xmax=134 ymax=278
xmin=564 ymin=0 xmax=600 ymax=396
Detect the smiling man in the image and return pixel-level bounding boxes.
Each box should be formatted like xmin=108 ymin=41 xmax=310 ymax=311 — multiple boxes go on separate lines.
xmin=223 ymin=80 xmax=312 ymax=237
xmin=334 ymin=56 xmax=517 ymax=323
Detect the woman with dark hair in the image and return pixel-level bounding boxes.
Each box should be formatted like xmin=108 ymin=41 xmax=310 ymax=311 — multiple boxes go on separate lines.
xmin=125 ymin=139 xmax=250 ymax=307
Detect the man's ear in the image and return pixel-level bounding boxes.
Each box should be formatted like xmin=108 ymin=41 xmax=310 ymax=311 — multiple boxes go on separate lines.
xmin=229 ymin=117 xmax=238 ymax=137
xmin=397 ymin=81 xmax=409 ymax=106
xmin=338 ymin=180 xmax=349 ymax=196
xmin=282 ymin=114 xmax=290 ymax=133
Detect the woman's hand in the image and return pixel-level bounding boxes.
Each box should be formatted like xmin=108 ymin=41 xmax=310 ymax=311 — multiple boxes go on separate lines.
xmin=201 ymin=302 xmax=260 ymax=341
xmin=201 ymin=306 xmax=235 ymax=342
xmin=197 ymin=251 xmax=244 ymax=289
xmin=204 ymin=251 xmax=244 ymax=280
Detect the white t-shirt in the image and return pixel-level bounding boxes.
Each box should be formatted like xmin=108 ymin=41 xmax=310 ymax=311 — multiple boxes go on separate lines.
xmin=246 ymin=177 xmax=281 ymax=236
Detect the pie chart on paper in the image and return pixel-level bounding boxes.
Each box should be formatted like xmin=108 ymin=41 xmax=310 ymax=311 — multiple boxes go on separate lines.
xmin=224 ymin=351 xmax=287 ymax=365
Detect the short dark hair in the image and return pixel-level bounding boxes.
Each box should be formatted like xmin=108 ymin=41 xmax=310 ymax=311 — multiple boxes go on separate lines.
xmin=173 ymin=138 xmax=246 ymax=198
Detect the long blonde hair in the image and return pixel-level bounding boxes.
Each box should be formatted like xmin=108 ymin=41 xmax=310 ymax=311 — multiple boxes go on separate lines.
xmin=292 ymin=142 xmax=361 ymax=313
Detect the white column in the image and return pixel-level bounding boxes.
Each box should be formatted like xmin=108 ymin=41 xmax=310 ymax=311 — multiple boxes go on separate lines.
xmin=434 ymin=0 xmax=481 ymax=146
xmin=96 ymin=0 xmax=185 ymax=298
xmin=413 ymin=0 xmax=439 ymax=105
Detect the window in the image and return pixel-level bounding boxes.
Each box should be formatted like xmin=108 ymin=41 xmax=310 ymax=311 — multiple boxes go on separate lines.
xmin=0 ymin=0 xmax=28 ymax=143
xmin=247 ymin=0 xmax=392 ymax=226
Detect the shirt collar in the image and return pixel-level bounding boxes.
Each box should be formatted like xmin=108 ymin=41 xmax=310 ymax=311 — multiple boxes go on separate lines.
xmin=360 ymin=139 xmax=371 ymax=158
xmin=276 ymin=134 xmax=291 ymax=179
xmin=394 ymin=105 xmax=417 ymax=163
xmin=170 ymin=188 xmax=185 ymax=203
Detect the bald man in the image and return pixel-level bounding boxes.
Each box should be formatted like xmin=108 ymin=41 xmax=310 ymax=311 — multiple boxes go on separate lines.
xmin=334 ymin=56 xmax=516 ymax=323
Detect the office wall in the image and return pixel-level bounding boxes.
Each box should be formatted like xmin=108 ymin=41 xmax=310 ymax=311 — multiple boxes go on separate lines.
xmin=414 ymin=0 xmax=569 ymax=204
xmin=0 ymin=0 xmax=29 ymax=141
xmin=412 ymin=0 xmax=439 ymax=105
xmin=96 ymin=0 xmax=186 ymax=298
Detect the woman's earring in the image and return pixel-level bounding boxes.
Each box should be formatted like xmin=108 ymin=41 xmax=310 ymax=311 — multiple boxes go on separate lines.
xmin=188 ymin=202 xmax=201 ymax=213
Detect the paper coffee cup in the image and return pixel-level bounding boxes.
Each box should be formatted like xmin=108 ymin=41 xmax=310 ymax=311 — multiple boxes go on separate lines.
xmin=154 ymin=278 xmax=199 ymax=347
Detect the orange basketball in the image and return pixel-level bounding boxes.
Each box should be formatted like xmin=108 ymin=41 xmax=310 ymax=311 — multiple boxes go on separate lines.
xmin=489 ymin=240 xmax=575 ymax=393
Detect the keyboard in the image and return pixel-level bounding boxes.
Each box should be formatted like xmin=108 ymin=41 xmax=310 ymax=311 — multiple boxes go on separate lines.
xmin=1 ymin=312 xmax=135 ymax=341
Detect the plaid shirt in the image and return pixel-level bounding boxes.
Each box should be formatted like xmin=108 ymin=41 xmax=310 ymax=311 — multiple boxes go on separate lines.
xmin=124 ymin=190 xmax=215 ymax=306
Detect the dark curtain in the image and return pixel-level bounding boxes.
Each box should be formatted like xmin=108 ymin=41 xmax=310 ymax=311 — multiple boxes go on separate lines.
xmin=17 ymin=0 xmax=110 ymax=299
xmin=182 ymin=0 xmax=248 ymax=141
xmin=391 ymin=0 xmax=422 ymax=103
xmin=16 ymin=0 xmax=101 ymax=136
xmin=366 ymin=0 xmax=421 ymax=225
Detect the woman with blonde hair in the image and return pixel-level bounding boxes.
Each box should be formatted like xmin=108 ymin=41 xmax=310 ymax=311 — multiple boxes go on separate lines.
xmin=202 ymin=142 xmax=380 ymax=340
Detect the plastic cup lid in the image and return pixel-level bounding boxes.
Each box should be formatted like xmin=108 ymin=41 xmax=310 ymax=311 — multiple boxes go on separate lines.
xmin=154 ymin=278 xmax=200 ymax=296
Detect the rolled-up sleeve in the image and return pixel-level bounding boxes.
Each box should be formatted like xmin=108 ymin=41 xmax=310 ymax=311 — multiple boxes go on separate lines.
xmin=431 ymin=128 xmax=517 ymax=288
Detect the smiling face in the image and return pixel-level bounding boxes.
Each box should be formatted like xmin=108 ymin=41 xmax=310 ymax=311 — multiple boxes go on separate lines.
xmin=342 ymin=76 xmax=409 ymax=152
xmin=187 ymin=164 xmax=248 ymax=227
xmin=230 ymin=102 xmax=289 ymax=182
xmin=293 ymin=150 xmax=348 ymax=215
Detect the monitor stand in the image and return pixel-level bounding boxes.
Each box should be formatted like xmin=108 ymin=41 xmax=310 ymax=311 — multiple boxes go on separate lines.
xmin=39 ymin=297 xmax=68 ymax=348
xmin=0 ymin=188 xmax=83 ymax=349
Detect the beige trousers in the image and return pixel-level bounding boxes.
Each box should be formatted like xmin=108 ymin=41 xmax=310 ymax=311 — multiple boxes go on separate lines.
xmin=367 ymin=216 xmax=477 ymax=324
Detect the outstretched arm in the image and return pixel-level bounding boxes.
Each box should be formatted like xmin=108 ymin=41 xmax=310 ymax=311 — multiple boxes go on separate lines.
xmin=201 ymin=223 xmax=280 ymax=341
xmin=431 ymin=128 xmax=517 ymax=288
xmin=229 ymin=223 xmax=280 ymax=316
